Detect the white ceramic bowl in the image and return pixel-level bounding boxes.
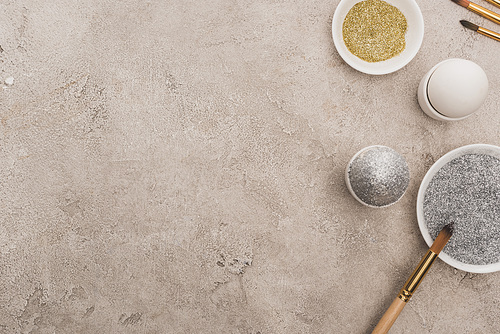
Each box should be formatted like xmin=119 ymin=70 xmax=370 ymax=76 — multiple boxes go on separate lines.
xmin=332 ymin=0 xmax=424 ymax=75
xmin=416 ymin=144 xmax=500 ymax=273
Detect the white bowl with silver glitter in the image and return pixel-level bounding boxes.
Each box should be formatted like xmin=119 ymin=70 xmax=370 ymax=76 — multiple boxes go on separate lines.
xmin=345 ymin=145 xmax=410 ymax=208
xmin=417 ymin=144 xmax=500 ymax=273
xmin=332 ymin=0 xmax=424 ymax=75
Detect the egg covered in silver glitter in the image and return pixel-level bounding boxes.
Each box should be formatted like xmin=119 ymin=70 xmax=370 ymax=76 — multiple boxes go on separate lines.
xmin=345 ymin=146 xmax=410 ymax=208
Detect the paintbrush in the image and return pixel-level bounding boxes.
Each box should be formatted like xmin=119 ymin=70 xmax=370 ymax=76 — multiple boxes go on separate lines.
xmin=461 ymin=20 xmax=500 ymax=41
xmin=452 ymin=0 xmax=500 ymax=25
xmin=484 ymin=0 xmax=500 ymax=9
xmin=372 ymin=223 xmax=454 ymax=334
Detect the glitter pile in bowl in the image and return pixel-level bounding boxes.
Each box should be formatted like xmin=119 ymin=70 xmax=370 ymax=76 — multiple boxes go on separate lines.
xmin=342 ymin=0 xmax=407 ymax=62
xmin=424 ymin=154 xmax=500 ymax=265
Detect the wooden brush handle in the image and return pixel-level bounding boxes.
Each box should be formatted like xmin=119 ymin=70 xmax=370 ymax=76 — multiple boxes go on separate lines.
xmin=371 ymin=297 xmax=406 ymax=334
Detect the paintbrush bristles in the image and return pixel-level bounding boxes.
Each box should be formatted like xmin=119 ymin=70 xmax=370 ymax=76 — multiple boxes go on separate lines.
xmin=452 ymin=0 xmax=471 ymax=7
xmin=461 ymin=20 xmax=479 ymax=31
xmin=430 ymin=222 xmax=454 ymax=254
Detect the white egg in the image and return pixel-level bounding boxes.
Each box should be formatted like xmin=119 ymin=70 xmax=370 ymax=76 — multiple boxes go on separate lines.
xmin=427 ymin=59 xmax=488 ymax=119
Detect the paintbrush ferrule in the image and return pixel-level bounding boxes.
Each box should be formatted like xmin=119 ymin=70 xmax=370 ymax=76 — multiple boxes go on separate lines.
xmin=478 ymin=26 xmax=500 ymax=41
xmin=398 ymin=249 xmax=438 ymax=302
xmin=468 ymin=2 xmax=500 ymax=25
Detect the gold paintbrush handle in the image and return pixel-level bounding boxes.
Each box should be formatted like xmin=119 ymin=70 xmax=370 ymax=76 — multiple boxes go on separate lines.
xmin=478 ymin=26 xmax=500 ymax=41
xmin=469 ymin=2 xmax=500 ymax=25
xmin=484 ymin=0 xmax=500 ymax=9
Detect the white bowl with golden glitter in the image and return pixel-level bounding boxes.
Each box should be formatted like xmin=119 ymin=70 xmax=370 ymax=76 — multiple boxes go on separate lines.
xmin=332 ymin=0 xmax=424 ymax=75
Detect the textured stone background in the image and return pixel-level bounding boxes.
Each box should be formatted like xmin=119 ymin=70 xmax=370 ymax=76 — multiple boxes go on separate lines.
xmin=1 ymin=0 xmax=500 ymax=333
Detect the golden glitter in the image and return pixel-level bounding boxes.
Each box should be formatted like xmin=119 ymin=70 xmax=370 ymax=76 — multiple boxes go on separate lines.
xmin=342 ymin=0 xmax=407 ymax=63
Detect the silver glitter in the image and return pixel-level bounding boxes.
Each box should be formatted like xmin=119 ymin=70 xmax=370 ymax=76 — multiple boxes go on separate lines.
xmin=347 ymin=146 xmax=410 ymax=207
xmin=424 ymin=154 xmax=500 ymax=265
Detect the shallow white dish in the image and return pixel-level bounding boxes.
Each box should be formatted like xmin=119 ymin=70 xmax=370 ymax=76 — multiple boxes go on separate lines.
xmin=332 ymin=0 xmax=424 ymax=75
xmin=416 ymin=144 xmax=500 ymax=273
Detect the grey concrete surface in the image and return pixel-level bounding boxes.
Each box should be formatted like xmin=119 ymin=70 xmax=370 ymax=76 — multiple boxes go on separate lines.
xmin=1 ymin=0 xmax=500 ymax=333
